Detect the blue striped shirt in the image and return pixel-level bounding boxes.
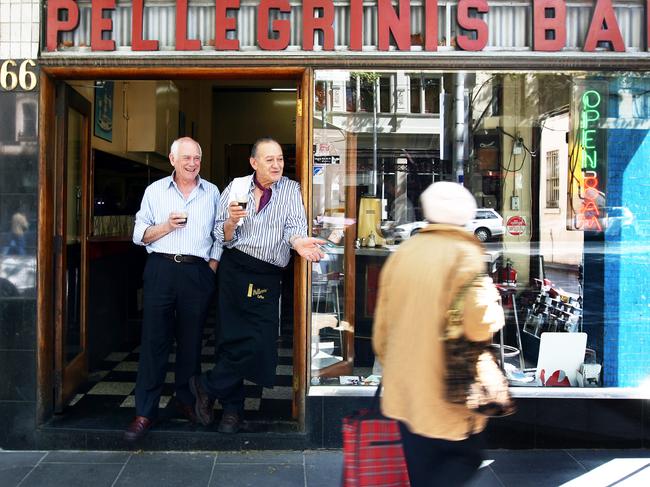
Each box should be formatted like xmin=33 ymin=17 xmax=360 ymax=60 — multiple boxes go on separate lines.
xmin=215 ymin=175 xmax=308 ymax=267
xmin=133 ymin=174 xmax=222 ymax=261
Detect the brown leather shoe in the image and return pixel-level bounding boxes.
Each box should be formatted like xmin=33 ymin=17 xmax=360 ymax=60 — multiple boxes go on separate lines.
xmin=175 ymin=400 xmax=198 ymax=423
xmin=189 ymin=375 xmax=215 ymax=426
xmin=217 ymin=411 xmax=241 ymax=434
xmin=124 ymin=416 xmax=153 ymax=442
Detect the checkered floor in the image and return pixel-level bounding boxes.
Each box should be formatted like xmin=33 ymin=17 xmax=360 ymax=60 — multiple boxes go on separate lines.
xmin=66 ymin=326 xmax=294 ymax=422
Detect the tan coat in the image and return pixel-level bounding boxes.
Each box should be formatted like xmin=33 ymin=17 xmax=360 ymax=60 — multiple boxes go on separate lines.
xmin=372 ymin=224 xmax=505 ymax=440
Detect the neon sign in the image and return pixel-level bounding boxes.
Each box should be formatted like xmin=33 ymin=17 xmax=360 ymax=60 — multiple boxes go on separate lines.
xmin=578 ymin=89 xmax=604 ymax=232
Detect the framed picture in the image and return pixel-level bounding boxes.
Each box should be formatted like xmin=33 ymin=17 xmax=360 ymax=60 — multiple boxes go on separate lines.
xmin=94 ymin=81 xmax=114 ymax=142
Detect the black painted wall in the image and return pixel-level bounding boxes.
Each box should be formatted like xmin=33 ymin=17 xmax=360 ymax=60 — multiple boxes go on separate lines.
xmin=309 ymin=396 xmax=650 ymax=449
xmin=0 ymin=67 xmax=39 ymax=447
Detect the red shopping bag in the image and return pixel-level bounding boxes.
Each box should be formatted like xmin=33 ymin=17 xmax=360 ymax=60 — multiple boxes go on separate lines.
xmin=342 ymin=388 xmax=410 ymax=487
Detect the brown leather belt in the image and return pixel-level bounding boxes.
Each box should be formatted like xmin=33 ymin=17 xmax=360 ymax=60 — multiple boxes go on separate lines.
xmin=154 ymin=252 xmax=205 ymax=264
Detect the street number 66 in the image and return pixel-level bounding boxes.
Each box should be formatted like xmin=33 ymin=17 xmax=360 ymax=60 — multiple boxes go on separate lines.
xmin=1 ymin=60 xmax=37 ymax=91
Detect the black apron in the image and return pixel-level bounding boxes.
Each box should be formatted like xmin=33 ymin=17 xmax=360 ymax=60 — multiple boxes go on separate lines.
xmin=217 ymin=248 xmax=284 ymax=387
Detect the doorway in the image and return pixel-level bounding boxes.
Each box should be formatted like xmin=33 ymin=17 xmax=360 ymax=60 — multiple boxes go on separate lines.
xmin=38 ymin=70 xmax=311 ymax=435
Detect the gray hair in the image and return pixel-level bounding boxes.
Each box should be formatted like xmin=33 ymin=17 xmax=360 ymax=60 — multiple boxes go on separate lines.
xmin=170 ymin=137 xmax=202 ymax=158
xmin=251 ymin=137 xmax=280 ymax=159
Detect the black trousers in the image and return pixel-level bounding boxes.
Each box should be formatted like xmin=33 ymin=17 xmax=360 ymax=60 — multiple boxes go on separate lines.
xmin=200 ymin=248 xmax=283 ymax=412
xmin=135 ymin=253 xmax=215 ymax=419
xmin=399 ymin=422 xmax=484 ymax=487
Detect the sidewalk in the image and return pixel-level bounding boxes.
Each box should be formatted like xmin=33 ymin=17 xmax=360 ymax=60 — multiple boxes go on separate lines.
xmin=1 ymin=449 xmax=650 ymax=487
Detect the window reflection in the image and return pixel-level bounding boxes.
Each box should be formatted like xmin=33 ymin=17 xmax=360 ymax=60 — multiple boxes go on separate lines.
xmin=311 ymin=70 xmax=650 ymax=390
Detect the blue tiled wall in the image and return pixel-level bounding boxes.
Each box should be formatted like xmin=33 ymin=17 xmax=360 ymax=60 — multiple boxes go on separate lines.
xmin=603 ymin=128 xmax=650 ymax=387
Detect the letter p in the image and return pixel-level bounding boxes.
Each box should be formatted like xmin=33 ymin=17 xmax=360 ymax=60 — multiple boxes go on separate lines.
xmin=47 ymin=0 xmax=80 ymax=51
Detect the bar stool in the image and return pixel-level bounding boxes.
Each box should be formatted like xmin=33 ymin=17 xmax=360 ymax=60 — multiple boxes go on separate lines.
xmin=312 ymin=270 xmax=344 ymax=355
xmin=494 ymin=283 xmax=525 ymax=370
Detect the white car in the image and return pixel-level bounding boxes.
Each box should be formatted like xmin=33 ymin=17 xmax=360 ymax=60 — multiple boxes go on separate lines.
xmin=394 ymin=208 xmax=505 ymax=243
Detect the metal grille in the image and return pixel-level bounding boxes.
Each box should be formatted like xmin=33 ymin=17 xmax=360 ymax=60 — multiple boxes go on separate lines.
xmin=53 ymin=0 xmax=647 ymax=52
xmin=546 ymin=149 xmax=560 ymax=209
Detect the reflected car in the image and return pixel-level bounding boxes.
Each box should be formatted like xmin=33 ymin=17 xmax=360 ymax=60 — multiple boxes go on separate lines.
xmin=466 ymin=208 xmax=505 ymax=242
xmin=393 ymin=208 xmax=505 ymax=243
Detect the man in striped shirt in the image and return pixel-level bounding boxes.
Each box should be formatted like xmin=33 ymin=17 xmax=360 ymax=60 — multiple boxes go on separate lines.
xmin=189 ymin=137 xmax=324 ymax=434
xmin=124 ymin=137 xmax=221 ymax=442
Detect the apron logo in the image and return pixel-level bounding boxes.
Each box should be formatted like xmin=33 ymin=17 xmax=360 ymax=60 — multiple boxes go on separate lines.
xmin=247 ymin=283 xmax=268 ymax=299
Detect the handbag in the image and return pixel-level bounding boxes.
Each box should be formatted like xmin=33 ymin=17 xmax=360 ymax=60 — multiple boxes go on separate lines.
xmin=442 ymin=274 xmax=516 ymax=417
xmin=341 ymin=385 xmax=410 ymax=487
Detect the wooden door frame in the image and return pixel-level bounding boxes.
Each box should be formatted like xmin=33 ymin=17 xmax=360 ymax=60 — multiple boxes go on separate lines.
xmin=53 ymin=83 xmax=92 ymax=411
xmin=37 ymin=67 xmax=312 ymax=429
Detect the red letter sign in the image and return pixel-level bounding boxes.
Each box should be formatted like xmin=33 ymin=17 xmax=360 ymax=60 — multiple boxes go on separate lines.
xmin=584 ymin=0 xmax=625 ymax=52
xmin=91 ymin=0 xmax=115 ymax=51
xmin=176 ymin=0 xmax=200 ymax=50
xmin=425 ymin=0 xmax=439 ymax=51
xmin=216 ymin=0 xmax=240 ymax=50
xmin=533 ymin=0 xmax=566 ymax=51
xmin=302 ymin=0 xmax=335 ymax=50
xmin=349 ymin=0 xmax=363 ymax=51
xmin=378 ymin=0 xmax=411 ymax=51
xmin=46 ymin=0 xmax=79 ymax=51
xmin=456 ymin=0 xmax=488 ymax=51
xmin=258 ymin=0 xmax=290 ymax=50
xmin=132 ymin=0 xmax=158 ymax=51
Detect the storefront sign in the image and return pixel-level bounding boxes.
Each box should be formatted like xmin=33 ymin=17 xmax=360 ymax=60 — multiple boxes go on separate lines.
xmin=45 ymin=0 xmax=639 ymax=53
xmin=506 ymin=215 xmax=527 ymax=236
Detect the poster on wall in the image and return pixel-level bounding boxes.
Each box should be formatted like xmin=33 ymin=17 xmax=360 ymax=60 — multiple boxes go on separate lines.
xmin=94 ymin=80 xmax=114 ymax=142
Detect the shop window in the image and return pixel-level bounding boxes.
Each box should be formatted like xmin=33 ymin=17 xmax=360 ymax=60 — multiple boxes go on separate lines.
xmin=311 ymin=69 xmax=650 ymax=396
xmin=546 ymin=149 xmax=560 ymax=208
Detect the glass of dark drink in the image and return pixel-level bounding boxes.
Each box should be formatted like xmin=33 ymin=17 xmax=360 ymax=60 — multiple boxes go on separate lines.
xmin=235 ymin=193 xmax=248 ymax=210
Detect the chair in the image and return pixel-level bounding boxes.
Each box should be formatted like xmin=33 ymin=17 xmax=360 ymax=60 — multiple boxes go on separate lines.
xmin=494 ymin=284 xmax=525 ymax=370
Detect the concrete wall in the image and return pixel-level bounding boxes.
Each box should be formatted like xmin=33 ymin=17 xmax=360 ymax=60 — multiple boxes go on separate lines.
xmin=538 ymin=112 xmax=584 ymax=267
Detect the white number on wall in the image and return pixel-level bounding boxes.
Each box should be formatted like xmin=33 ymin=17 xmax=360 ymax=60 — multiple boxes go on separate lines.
xmin=1 ymin=60 xmax=37 ymax=91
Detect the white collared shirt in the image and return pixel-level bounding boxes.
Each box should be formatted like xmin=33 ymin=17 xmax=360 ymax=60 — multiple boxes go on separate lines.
xmin=214 ymin=174 xmax=307 ymax=267
xmin=133 ymin=173 xmax=222 ymax=261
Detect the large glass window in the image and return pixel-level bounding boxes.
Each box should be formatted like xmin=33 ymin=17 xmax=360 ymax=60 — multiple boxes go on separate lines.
xmin=310 ymin=70 xmax=650 ymax=393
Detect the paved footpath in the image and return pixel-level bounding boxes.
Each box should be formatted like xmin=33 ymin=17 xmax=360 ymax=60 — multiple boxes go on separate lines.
xmin=1 ymin=449 xmax=650 ymax=487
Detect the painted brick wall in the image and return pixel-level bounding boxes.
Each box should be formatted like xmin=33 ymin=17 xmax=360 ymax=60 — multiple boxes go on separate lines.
xmin=603 ymin=128 xmax=650 ymax=387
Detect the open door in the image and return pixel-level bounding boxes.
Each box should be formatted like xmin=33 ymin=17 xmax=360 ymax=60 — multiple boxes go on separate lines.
xmin=53 ymin=83 xmax=91 ymax=412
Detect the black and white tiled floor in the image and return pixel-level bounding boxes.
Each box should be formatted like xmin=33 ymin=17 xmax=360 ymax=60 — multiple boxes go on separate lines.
xmin=66 ymin=327 xmax=294 ymax=423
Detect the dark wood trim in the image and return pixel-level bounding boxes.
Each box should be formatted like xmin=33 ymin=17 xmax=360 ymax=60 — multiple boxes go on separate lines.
xmin=37 ymin=54 xmax=650 ymax=72
xmin=41 ymin=66 xmax=305 ymax=80
xmin=53 ymin=84 xmax=92 ymax=412
xmin=314 ymin=132 xmax=356 ymax=379
xmin=342 ymin=133 xmax=357 ymax=373
xmin=53 ymin=82 xmax=68 ymax=412
xmin=292 ymin=68 xmax=311 ymax=424
xmin=37 ymin=73 xmax=56 ymax=423
xmin=39 ymin=66 xmax=310 ymax=426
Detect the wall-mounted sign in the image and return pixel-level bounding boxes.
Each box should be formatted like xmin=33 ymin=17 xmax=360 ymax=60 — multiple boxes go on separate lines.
xmin=314 ymin=155 xmax=341 ymax=165
xmin=45 ymin=0 xmax=640 ymax=53
xmin=506 ymin=215 xmax=527 ymax=236
xmin=0 ymin=60 xmax=37 ymax=91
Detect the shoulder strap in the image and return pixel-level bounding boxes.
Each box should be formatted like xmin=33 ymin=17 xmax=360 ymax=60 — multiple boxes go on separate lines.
xmin=442 ymin=273 xmax=483 ymax=341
